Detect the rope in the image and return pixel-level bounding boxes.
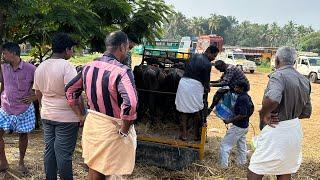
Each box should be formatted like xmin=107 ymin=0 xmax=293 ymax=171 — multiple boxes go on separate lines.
xmin=136 ymin=88 xmax=177 ymax=95
xmin=136 ymin=88 xmax=207 ymax=96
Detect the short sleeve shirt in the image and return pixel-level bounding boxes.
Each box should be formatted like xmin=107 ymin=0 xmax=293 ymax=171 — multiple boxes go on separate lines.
xmin=264 ymin=65 xmax=311 ymax=121
xmin=33 ymin=59 xmax=79 ymax=122
xmin=233 ymin=92 xmax=253 ymax=128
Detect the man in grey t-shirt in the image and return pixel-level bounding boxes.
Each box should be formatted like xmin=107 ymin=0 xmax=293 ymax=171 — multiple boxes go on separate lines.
xmin=248 ymin=47 xmax=312 ymax=180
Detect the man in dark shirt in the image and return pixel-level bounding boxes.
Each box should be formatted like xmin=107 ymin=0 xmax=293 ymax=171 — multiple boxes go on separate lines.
xmin=122 ymin=32 xmax=140 ymax=69
xmin=219 ymin=80 xmax=254 ymax=168
xmin=175 ymin=45 xmax=219 ymax=141
xmin=208 ymin=60 xmax=250 ymax=114
xmin=183 ymin=53 xmax=212 ymax=91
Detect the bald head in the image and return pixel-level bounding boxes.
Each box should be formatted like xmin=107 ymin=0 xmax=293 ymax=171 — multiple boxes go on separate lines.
xmin=105 ymin=31 xmax=128 ymax=51
xmin=105 ymin=31 xmax=129 ymax=62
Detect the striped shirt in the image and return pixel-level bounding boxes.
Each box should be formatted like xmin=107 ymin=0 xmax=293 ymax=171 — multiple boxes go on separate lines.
xmin=65 ymin=53 xmax=138 ymax=121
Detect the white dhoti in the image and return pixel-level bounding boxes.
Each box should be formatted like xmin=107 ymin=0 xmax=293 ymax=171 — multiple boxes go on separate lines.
xmin=249 ymin=118 xmax=303 ymax=175
xmin=175 ymin=77 xmax=204 ymax=113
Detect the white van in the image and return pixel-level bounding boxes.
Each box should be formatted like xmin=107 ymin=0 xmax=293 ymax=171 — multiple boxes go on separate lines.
xmin=295 ymin=56 xmax=320 ymax=83
xmin=217 ymin=49 xmax=257 ymax=73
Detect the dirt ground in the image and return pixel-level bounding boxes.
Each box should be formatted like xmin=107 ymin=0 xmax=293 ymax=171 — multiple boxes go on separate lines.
xmin=1 ymin=57 xmax=320 ymax=179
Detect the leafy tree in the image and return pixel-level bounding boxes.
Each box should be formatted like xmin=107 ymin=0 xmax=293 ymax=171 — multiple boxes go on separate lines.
xmin=298 ymin=32 xmax=320 ymax=53
xmin=189 ymin=17 xmax=206 ymax=36
xmin=161 ymin=11 xmax=315 ymax=48
xmin=1 ymin=0 xmax=173 ymax=61
xmin=208 ymin=14 xmax=232 ymax=37
xmin=123 ymin=0 xmax=173 ymax=44
xmin=281 ymin=20 xmax=297 ymax=47
xmin=267 ymin=22 xmax=281 ymax=47
xmin=163 ymin=12 xmax=190 ymax=39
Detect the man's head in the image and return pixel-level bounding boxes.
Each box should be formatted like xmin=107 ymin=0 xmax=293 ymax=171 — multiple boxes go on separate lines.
xmin=105 ymin=31 xmax=129 ymax=62
xmin=204 ymin=45 xmax=219 ymax=62
xmin=275 ymin=46 xmax=296 ymax=69
xmin=2 ymin=42 xmax=21 ymax=63
xmin=234 ymin=80 xmax=249 ymax=93
xmin=52 ymin=33 xmax=78 ymax=60
xmin=127 ymin=33 xmax=140 ymax=50
xmin=214 ymin=60 xmax=228 ymax=72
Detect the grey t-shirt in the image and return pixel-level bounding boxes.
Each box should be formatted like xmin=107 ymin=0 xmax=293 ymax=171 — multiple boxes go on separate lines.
xmin=264 ymin=65 xmax=312 ymax=121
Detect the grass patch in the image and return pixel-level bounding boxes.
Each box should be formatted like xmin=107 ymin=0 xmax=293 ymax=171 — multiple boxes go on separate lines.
xmin=21 ymin=53 xmax=102 ymax=66
xmin=70 ymin=53 xmax=102 ymax=66
xmin=257 ymin=61 xmax=272 ymax=73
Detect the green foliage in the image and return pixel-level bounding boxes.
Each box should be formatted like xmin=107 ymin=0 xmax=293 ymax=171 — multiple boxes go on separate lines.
xmin=298 ymin=32 xmax=320 ymax=53
xmin=69 ymin=53 xmax=102 ymax=66
xmin=1 ymin=0 xmax=172 ymax=61
xmin=257 ymin=61 xmax=271 ymax=73
xmin=163 ymin=12 xmax=315 ymax=49
xmin=28 ymin=45 xmax=51 ymax=62
xmin=162 ymin=12 xmax=190 ymax=39
xmin=124 ymin=0 xmax=173 ymax=43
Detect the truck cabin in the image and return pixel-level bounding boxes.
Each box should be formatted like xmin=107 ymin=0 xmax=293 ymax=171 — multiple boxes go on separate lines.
xmin=178 ymin=36 xmax=198 ymax=54
xmin=196 ymin=34 xmax=224 ymax=53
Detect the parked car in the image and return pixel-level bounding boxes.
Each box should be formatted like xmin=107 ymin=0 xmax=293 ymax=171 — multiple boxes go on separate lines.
xmin=295 ymin=56 xmax=320 ymax=83
xmin=217 ymin=49 xmax=257 ymax=73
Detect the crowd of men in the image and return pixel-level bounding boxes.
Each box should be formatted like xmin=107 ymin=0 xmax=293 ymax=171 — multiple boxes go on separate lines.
xmin=0 ymin=30 xmax=312 ymax=180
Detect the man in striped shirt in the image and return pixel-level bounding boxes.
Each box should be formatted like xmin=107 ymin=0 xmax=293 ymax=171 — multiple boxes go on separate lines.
xmin=65 ymin=31 xmax=138 ymax=179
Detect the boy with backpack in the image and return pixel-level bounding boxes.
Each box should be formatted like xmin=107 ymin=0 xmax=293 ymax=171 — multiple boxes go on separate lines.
xmin=219 ymin=80 xmax=254 ymax=168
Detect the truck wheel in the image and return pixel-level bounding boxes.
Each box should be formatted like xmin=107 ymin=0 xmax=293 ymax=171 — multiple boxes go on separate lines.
xmin=250 ymin=70 xmax=255 ymax=73
xmin=309 ymin=73 xmax=317 ymax=83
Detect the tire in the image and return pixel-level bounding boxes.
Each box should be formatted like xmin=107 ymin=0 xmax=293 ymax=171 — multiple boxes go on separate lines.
xmin=250 ymin=70 xmax=255 ymax=73
xmin=309 ymin=73 xmax=317 ymax=83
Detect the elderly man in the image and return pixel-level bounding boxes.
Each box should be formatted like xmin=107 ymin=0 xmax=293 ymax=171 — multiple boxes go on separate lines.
xmin=175 ymin=45 xmax=219 ymax=141
xmin=208 ymin=60 xmax=250 ymax=114
xmin=0 ymin=42 xmax=36 ymax=173
xmin=248 ymin=47 xmax=312 ymax=180
xmin=65 ymin=31 xmax=137 ymax=180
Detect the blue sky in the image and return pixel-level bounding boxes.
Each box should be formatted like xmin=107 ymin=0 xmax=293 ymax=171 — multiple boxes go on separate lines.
xmin=164 ymin=0 xmax=320 ymax=30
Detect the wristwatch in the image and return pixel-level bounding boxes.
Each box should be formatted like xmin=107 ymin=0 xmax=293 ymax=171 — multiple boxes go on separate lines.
xmin=118 ymin=129 xmax=128 ymax=137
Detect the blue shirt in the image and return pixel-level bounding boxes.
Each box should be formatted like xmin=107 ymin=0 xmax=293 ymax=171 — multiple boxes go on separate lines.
xmin=233 ymin=92 xmax=254 ymax=128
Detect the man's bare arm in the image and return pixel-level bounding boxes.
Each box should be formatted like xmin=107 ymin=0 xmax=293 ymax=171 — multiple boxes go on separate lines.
xmin=35 ymin=90 xmax=42 ymax=107
xmin=69 ymin=96 xmax=86 ymax=127
xmin=259 ymin=97 xmax=279 ymax=128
